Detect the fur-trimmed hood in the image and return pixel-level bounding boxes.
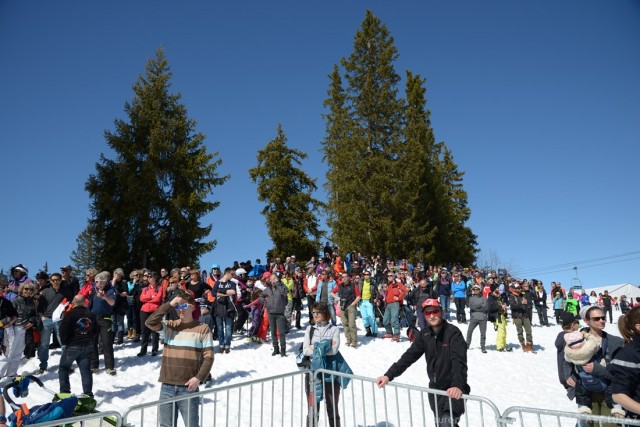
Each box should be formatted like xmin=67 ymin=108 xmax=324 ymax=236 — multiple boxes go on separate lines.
xmin=564 ymin=332 xmax=600 ymax=366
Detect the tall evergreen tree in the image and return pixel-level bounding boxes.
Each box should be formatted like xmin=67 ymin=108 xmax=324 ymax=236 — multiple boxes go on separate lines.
xmin=323 ymin=11 xmax=405 ymax=257
xmin=323 ymin=11 xmax=477 ymax=264
xmin=249 ymin=124 xmax=324 ymax=261
xmin=70 ymin=223 xmax=100 ymax=274
xmin=86 ymin=48 xmax=228 ymax=272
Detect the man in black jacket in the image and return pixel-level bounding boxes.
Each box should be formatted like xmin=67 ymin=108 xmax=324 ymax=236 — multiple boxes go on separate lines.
xmin=58 ymin=295 xmax=98 ymax=398
xmin=376 ymin=299 xmax=469 ymax=427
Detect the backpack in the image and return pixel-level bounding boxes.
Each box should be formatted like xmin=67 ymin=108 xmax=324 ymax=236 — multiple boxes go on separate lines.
xmin=296 ymin=327 xmax=315 ymax=368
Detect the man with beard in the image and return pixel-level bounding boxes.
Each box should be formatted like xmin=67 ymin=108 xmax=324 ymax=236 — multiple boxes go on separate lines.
xmin=377 ymin=299 xmax=469 ymax=427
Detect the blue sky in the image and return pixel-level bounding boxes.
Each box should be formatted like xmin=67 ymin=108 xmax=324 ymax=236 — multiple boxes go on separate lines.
xmin=1 ymin=1 xmax=638 ymax=287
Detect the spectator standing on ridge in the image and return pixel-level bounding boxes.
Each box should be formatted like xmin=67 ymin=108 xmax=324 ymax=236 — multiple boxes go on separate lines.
xmin=382 ymin=273 xmax=407 ymax=342
xmin=60 ymin=265 xmax=80 ymax=296
xmin=451 ymin=272 xmax=467 ymax=324
xmin=212 ymin=268 xmax=237 ymax=354
xmin=601 ymin=290 xmax=613 ymax=323
xmin=315 ymin=272 xmax=337 ymax=326
xmin=358 ymin=270 xmax=378 ymax=337
xmin=437 ymin=270 xmax=452 ymax=321
xmin=466 ymin=284 xmax=488 ymax=353
xmin=260 ymin=272 xmax=288 ymax=357
xmin=509 ymin=283 xmax=535 ymax=353
xmin=137 ymin=272 xmax=163 ymax=357
xmin=377 ymin=299 xmax=470 ymax=427
xmin=332 ymin=273 xmax=361 ymax=347
xmin=38 ymin=272 xmax=73 ymax=374
xmin=89 ymin=271 xmax=116 ymax=375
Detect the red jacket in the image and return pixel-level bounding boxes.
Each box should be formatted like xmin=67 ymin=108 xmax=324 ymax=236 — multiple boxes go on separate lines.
xmin=385 ymin=281 xmax=407 ymax=304
xmin=140 ymin=284 xmax=163 ymax=313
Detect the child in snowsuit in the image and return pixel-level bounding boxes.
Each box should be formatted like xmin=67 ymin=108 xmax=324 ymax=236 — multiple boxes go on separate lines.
xmin=244 ymin=290 xmax=264 ymax=343
xmin=564 ymin=331 xmax=624 ymax=417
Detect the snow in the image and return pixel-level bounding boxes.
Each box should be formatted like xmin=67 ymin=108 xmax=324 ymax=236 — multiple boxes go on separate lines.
xmin=6 ymin=306 xmax=627 ymax=426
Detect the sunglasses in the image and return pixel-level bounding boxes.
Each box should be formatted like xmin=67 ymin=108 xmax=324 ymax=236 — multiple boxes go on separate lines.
xmin=50 ymin=279 xmax=61 ymax=283
xmin=423 ymin=310 xmax=440 ymax=318
xmin=175 ymin=303 xmax=192 ymax=311
xmin=590 ymin=316 xmax=606 ymax=322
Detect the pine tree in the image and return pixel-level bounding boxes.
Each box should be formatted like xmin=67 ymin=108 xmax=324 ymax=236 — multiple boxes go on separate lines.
xmin=323 ymin=11 xmax=405 ymax=257
xmin=249 ymin=124 xmax=324 ymax=261
xmin=85 ymin=48 xmax=228 ymax=272
xmin=323 ymin=11 xmax=477 ymax=265
xmin=70 ymin=224 xmax=100 ymax=274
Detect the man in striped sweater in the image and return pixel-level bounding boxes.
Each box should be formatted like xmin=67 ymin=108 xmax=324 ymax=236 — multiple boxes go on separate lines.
xmin=146 ymin=290 xmax=214 ymax=427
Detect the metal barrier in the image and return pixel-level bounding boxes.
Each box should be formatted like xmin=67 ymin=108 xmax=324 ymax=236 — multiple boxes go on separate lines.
xmin=112 ymin=369 xmax=640 ymax=427
xmin=501 ymin=406 xmax=640 ymax=427
xmin=121 ymin=370 xmax=310 ymax=426
xmin=312 ymin=368 xmax=504 ymax=427
xmin=26 ymin=410 xmax=122 ymax=427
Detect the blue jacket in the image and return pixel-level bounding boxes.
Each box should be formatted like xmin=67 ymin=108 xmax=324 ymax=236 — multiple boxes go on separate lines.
xmin=315 ymin=280 xmax=337 ymax=303
xmin=451 ymin=281 xmax=467 ymax=299
xmin=310 ymin=339 xmax=352 ymax=402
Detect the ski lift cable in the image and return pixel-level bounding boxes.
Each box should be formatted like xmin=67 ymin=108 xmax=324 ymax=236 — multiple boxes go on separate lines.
xmin=514 ymin=250 xmax=640 ymax=276
xmin=514 ymin=255 xmax=640 ymax=278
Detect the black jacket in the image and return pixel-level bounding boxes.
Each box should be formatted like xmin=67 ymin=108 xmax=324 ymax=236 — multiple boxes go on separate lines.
xmin=609 ymin=336 xmax=640 ymax=418
xmin=384 ymin=320 xmax=470 ymax=393
xmin=59 ymin=305 xmax=98 ymax=347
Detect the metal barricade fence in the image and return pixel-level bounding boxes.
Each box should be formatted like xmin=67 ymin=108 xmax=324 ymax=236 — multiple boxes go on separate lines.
xmin=312 ymin=368 xmax=504 ymax=427
xmin=26 ymin=410 xmax=122 ymax=427
xmin=121 ymin=370 xmax=310 ymax=426
xmin=501 ymin=406 xmax=640 ymax=427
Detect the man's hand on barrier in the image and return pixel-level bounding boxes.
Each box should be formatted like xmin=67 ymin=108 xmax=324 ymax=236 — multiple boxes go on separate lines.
xmin=446 ymin=387 xmax=463 ymax=399
xmin=185 ymin=377 xmax=200 ymax=392
xmin=376 ymin=376 xmax=389 ymax=388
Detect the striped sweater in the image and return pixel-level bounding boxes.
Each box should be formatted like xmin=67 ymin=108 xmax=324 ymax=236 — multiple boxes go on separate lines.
xmin=146 ymin=303 xmax=214 ymax=385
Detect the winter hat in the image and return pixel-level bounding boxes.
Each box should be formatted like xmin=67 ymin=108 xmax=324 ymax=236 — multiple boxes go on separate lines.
xmin=235 ymin=268 xmax=247 ymax=276
xmin=262 ymin=272 xmax=272 ymax=280
xmin=564 ymin=333 xmax=600 ymax=365
xmin=564 ymin=331 xmax=585 ymax=349
xmin=12 ymin=264 xmax=28 ymax=275
xmin=579 ymin=306 xmax=591 ymax=323
xmin=560 ymin=312 xmax=579 ymax=326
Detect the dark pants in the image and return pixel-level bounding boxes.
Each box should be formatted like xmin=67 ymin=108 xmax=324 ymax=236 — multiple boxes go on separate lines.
xmin=428 ymin=391 xmax=465 ymax=427
xmin=454 ymin=298 xmax=466 ymax=323
xmin=59 ymin=343 xmax=93 ymax=397
xmin=233 ymin=304 xmax=249 ymax=332
xmin=91 ymin=316 xmax=114 ymax=370
xmin=268 ymin=312 xmax=287 ymax=352
xmin=306 ymin=295 xmax=316 ymax=325
xmin=127 ymin=298 xmax=141 ymax=334
xmin=535 ymin=304 xmax=549 ymax=326
xmin=305 ymin=374 xmax=341 ymax=427
xmin=139 ymin=311 xmax=159 ymax=354
xmin=604 ymin=306 xmax=613 ymax=323
xmin=292 ymin=298 xmax=303 ymax=328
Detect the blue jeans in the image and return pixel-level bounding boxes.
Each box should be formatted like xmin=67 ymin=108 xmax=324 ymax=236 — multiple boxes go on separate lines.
xmin=112 ymin=313 xmax=125 ymax=335
xmin=215 ymin=316 xmax=233 ymax=348
xmin=38 ymin=318 xmax=62 ymax=370
xmin=159 ymin=383 xmax=200 ymax=427
xmin=439 ymin=295 xmax=451 ymax=320
xmin=59 ymin=344 xmax=93 ymax=397
xmin=327 ymin=302 xmax=337 ymax=326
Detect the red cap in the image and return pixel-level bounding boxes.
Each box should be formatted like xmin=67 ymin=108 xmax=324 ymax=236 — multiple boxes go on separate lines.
xmin=421 ymin=299 xmax=441 ymax=310
xmin=262 ymin=272 xmax=272 ymax=279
